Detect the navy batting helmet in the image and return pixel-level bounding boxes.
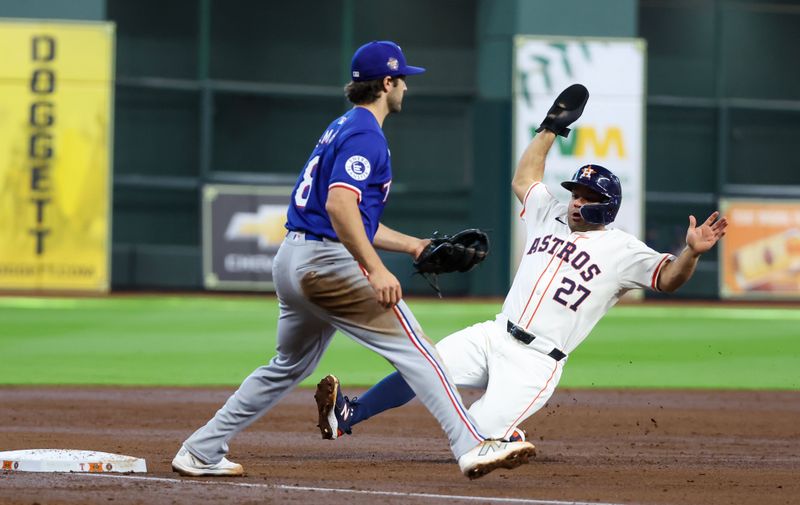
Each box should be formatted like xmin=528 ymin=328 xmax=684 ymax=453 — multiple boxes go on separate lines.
xmin=560 ymin=164 xmax=622 ymax=225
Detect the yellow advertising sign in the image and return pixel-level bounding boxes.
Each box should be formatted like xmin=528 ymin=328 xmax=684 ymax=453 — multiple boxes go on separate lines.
xmin=0 ymin=20 xmax=114 ymax=292
xmin=720 ymin=199 xmax=800 ymax=299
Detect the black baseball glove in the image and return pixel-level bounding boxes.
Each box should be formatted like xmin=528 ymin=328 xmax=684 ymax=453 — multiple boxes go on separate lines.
xmin=413 ymin=229 xmax=490 ymax=296
xmin=535 ymin=83 xmax=589 ymax=138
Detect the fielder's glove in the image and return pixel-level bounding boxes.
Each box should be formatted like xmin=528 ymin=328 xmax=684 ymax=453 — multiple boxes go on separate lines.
xmin=413 ymin=229 xmax=490 ymax=296
xmin=535 ymin=83 xmax=589 ymax=138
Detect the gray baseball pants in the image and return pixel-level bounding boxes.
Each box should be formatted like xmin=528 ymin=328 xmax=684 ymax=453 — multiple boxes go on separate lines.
xmin=183 ymin=232 xmax=484 ymax=463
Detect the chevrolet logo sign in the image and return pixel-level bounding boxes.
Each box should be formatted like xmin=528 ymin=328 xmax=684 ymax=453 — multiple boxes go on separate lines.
xmin=225 ymin=205 xmax=287 ymax=249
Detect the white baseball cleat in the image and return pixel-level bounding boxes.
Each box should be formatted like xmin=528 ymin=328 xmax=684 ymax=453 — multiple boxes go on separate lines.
xmin=171 ymin=446 xmax=243 ymax=477
xmin=458 ymin=440 xmax=536 ymax=479
xmin=508 ymin=427 xmax=527 ymax=442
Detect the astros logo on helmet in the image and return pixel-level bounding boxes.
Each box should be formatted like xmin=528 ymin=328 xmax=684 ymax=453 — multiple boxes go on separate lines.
xmin=560 ymin=164 xmax=622 ymax=225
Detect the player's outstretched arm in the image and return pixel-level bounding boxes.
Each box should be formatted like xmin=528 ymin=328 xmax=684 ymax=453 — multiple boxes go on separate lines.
xmin=512 ymin=84 xmax=589 ymax=204
xmin=657 ymin=211 xmax=728 ymax=292
xmin=512 ymin=130 xmax=556 ymax=203
xmin=373 ymin=223 xmax=430 ymax=260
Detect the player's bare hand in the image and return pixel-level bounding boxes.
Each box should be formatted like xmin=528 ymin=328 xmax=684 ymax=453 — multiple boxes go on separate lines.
xmin=686 ymin=211 xmax=728 ymax=255
xmin=368 ymin=266 xmax=402 ymax=309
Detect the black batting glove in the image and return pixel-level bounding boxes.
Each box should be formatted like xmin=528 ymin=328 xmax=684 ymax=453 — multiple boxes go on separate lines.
xmin=535 ymin=84 xmax=590 ymax=138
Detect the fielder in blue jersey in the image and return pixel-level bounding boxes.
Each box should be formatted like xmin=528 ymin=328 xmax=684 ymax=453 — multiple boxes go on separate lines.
xmin=172 ymin=40 xmax=535 ymax=479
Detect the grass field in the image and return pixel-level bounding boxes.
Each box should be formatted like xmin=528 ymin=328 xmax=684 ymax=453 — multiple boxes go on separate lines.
xmin=0 ymin=295 xmax=798 ymax=390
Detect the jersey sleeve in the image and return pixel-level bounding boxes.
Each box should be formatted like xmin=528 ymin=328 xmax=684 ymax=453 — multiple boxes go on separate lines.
xmin=617 ymin=236 xmax=676 ymax=291
xmin=519 ymin=182 xmax=566 ymax=234
xmin=329 ymin=131 xmax=387 ymax=203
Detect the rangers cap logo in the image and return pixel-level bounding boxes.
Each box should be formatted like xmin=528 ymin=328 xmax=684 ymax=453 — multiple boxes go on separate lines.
xmin=580 ymin=166 xmax=596 ymax=178
xmin=387 ymin=57 xmax=399 ymax=71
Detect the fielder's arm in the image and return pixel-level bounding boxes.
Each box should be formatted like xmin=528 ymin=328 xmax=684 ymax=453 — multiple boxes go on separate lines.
xmin=657 ymin=211 xmax=728 ymax=292
xmin=326 ymin=187 xmax=402 ymax=307
xmin=373 ymin=224 xmax=429 ymax=260
xmin=511 ymin=130 xmax=556 ymax=204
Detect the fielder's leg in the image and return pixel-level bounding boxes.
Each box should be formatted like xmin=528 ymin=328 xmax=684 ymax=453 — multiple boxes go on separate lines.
xmin=179 ymin=241 xmax=336 ymax=467
xmin=294 ymin=249 xmax=481 ymax=457
xmin=358 ymin=302 xmax=535 ymax=478
xmin=338 ymin=321 xmax=490 ymax=428
xmin=299 ymin=241 xmax=535 ymax=477
xmin=181 ymin=302 xmax=335 ymax=466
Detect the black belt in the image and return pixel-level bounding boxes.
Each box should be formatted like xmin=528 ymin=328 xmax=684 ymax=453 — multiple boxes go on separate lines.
xmin=506 ymin=320 xmax=567 ymax=361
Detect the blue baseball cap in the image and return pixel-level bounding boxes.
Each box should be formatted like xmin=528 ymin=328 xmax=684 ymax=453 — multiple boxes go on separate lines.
xmin=350 ymin=41 xmax=426 ymax=82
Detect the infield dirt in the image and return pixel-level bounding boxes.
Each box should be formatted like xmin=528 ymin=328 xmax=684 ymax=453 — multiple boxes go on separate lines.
xmin=1 ymin=387 xmax=797 ymax=504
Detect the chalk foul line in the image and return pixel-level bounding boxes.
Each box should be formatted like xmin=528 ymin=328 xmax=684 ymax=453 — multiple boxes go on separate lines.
xmin=77 ymin=472 xmax=628 ymax=505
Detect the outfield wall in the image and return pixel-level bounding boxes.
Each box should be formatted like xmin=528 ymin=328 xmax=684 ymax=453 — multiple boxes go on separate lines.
xmin=2 ymin=0 xmax=798 ymax=299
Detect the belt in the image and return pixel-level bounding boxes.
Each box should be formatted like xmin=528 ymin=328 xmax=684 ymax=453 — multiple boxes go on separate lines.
xmin=287 ymin=230 xmax=337 ymax=242
xmin=506 ymin=320 xmax=567 ymax=361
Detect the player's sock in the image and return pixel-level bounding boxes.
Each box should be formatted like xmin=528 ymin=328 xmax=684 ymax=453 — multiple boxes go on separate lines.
xmin=350 ymin=371 xmax=416 ymax=426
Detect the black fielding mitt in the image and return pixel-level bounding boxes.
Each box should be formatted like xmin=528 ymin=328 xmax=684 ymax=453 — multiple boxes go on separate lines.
xmin=413 ymin=229 xmax=490 ymax=296
xmin=535 ymin=83 xmax=589 ymax=138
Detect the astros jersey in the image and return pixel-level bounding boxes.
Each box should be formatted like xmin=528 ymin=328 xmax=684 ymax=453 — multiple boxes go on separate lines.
xmin=286 ymin=107 xmax=392 ymax=242
xmin=502 ymin=182 xmax=674 ymax=354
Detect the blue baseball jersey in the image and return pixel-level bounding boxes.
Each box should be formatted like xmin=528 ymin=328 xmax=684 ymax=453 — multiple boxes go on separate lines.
xmin=285 ymin=107 xmax=392 ymax=242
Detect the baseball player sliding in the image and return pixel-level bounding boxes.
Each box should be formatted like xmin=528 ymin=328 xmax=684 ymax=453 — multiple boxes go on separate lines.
xmin=172 ymin=40 xmax=535 ymax=480
xmin=315 ymin=84 xmax=728 ymax=447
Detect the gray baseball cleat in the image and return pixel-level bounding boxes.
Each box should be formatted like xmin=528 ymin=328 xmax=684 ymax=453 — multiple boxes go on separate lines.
xmin=171 ymin=446 xmax=244 ymax=477
xmin=457 ymin=440 xmax=536 ymax=479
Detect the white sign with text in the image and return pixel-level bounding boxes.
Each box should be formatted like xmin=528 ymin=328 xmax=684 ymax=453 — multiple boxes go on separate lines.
xmin=512 ymin=36 xmax=646 ymax=270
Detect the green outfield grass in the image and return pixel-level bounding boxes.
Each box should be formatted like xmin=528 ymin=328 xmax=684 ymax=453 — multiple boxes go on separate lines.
xmin=0 ymin=296 xmax=798 ymax=390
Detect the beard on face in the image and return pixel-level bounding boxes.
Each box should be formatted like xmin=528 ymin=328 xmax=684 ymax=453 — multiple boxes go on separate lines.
xmin=388 ymin=93 xmax=403 ymax=113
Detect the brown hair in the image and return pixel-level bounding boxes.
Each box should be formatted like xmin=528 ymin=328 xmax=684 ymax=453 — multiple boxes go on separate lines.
xmin=344 ymin=78 xmax=386 ymax=105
